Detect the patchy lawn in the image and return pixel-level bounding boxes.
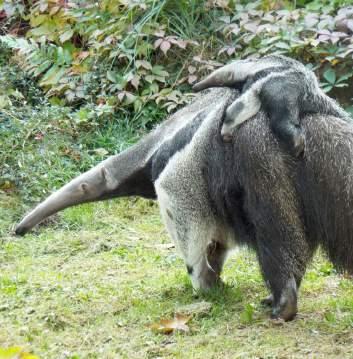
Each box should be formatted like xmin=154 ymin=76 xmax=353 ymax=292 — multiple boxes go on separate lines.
xmin=0 ymin=193 xmax=352 ymax=358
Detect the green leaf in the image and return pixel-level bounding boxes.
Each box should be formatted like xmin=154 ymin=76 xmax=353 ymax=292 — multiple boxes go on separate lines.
xmin=57 ymin=47 xmax=65 ymax=65
xmin=123 ymin=92 xmax=136 ymax=105
xmin=0 ymin=95 xmax=10 ymax=109
xmin=149 ymin=82 xmax=159 ymax=94
xmin=145 ymin=75 xmax=155 ymax=84
xmin=9 ymin=89 xmax=24 ymax=99
xmin=324 ymin=312 xmax=335 ymax=322
xmin=39 ymin=66 xmax=66 ymax=87
xmin=29 ymin=22 xmax=56 ymax=41
xmin=30 ymin=14 xmax=48 ymax=27
xmin=322 ymin=85 xmax=333 ymax=93
xmin=33 ymin=60 xmax=52 ymax=76
xmin=59 ymin=29 xmax=74 ymax=43
xmin=63 ymin=43 xmax=75 ymax=64
xmin=323 ymin=69 xmax=336 ymax=85
xmin=240 ymin=303 xmax=254 ymax=324
xmin=275 ymin=42 xmax=290 ymax=50
xmin=107 ymin=71 xmax=118 ymax=83
xmin=152 ymin=65 xmax=169 ymax=77
xmin=336 ymin=73 xmax=353 ymax=83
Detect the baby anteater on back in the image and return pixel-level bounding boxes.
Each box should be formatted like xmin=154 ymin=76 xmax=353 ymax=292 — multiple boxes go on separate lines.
xmin=193 ymin=55 xmax=350 ymax=156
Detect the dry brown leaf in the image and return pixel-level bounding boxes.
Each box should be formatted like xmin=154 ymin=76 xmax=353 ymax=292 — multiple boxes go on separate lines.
xmin=150 ymin=313 xmax=192 ymax=334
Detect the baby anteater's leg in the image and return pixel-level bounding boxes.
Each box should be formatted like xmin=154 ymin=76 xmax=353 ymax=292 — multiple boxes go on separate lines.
xmin=221 ymin=84 xmax=262 ymax=141
xmin=260 ymin=75 xmax=304 ymax=157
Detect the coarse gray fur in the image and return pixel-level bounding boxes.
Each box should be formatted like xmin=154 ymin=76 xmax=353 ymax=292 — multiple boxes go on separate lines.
xmin=15 ymin=88 xmax=353 ymax=321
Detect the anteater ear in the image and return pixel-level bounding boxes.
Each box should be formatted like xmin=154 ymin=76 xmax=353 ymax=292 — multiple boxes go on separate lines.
xmin=80 ymin=183 xmax=89 ymax=193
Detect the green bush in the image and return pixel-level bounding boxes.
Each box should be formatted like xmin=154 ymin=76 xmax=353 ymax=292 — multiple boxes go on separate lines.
xmin=1 ymin=0 xmax=353 ymax=107
xmin=1 ymin=0 xmax=353 ymax=201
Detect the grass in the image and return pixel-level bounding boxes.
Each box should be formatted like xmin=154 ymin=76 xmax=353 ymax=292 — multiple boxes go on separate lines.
xmin=0 ymin=192 xmax=352 ymax=358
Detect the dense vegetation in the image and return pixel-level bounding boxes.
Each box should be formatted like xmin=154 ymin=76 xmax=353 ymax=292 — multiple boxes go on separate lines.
xmin=1 ymin=0 xmax=353 ymax=201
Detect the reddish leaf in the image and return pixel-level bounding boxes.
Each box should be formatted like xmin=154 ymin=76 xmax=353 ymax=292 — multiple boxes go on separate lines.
xmin=160 ymin=40 xmax=171 ymax=55
xmin=76 ymin=51 xmax=90 ymax=61
xmin=117 ymin=92 xmax=125 ymax=101
xmin=227 ymin=47 xmax=236 ymax=56
xmin=136 ymin=60 xmax=152 ymax=70
xmin=169 ymin=38 xmax=187 ymax=49
xmin=188 ymin=66 xmax=196 ymax=74
xmin=34 ymin=132 xmax=44 ymax=141
xmin=130 ymin=75 xmax=141 ymax=90
xmin=154 ymin=38 xmax=163 ymax=49
xmin=188 ymin=75 xmax=197 ymax=84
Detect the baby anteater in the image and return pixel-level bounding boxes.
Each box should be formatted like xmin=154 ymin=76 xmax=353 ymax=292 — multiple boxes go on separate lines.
xmin=193 ymin=55 xmax=349 ymax=156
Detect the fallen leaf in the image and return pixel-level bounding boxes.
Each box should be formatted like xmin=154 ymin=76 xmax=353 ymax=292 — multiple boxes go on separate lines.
xmin=150 ymin=313 xmax=191 ymax=334
xmin=0 ymin=346 xmax=39 ymax=359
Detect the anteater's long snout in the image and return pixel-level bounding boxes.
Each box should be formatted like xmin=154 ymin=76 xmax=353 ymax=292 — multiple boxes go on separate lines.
xmin=15 ymin=163 xmax=118 ymax=236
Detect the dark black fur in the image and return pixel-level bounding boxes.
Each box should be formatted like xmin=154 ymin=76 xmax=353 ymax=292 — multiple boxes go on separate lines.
xmin=204 ymin=103 xmax=353 ymax=319
xmin=151 ymin=113 xmax=204 ymax=181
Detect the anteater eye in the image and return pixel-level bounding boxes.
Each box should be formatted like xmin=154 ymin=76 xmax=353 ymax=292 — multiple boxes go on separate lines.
xmin=186 ymin=265 xmax=193 ymax=275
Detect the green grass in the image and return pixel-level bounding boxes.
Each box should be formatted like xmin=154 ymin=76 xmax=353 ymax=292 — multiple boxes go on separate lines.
xmin=0 ymin=192 xmax=352 ymax=358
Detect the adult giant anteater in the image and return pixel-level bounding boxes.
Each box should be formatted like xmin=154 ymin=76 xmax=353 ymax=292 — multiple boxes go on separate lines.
xmin=15 ymin=88 xmax=353 ymax=321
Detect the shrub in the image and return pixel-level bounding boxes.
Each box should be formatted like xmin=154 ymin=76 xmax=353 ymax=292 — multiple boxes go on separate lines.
xmin=1 ymin=0 xmax=353 ymax=200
